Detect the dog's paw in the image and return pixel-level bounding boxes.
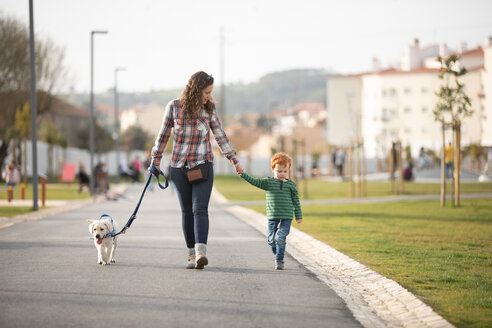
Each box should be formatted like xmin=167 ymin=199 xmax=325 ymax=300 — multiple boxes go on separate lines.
xmin=110 ymin=259 xmax=116 ymax=263
xmin=98 ymin=261 xmax=103 ymax=264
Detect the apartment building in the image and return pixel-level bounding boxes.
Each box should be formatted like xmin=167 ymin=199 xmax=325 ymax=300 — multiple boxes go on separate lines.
xmin=327 ymin=38 xmax=491 ymax=159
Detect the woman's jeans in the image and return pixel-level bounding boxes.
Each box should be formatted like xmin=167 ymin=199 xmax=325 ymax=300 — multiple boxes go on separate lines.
xmin=170 ymin=163 xmax=214 ymax=249
xmin=267 ymin=219 xmax=292 ymax=261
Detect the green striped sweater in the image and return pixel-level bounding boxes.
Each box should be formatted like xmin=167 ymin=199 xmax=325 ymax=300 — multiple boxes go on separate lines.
xmin=240 ymin=173 xmax=302 ymax=221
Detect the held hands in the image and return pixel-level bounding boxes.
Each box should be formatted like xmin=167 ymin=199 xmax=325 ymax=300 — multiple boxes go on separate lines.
xmin=296 ymin=219 xmax=303 ymax=224
xmin=148 ymin=164 xmax=161 ymax=176
xmin=235 ymin=163 xmax=244 ymax=175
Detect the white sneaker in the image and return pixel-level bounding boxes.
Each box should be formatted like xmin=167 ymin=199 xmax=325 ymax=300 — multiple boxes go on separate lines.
xmin=186 ymin=247 xmax=195 ymax=269
xmin=186 ymin=256 xmax=196 ymax=269
xmin=195 ymin=243 xmax=208 ymax=269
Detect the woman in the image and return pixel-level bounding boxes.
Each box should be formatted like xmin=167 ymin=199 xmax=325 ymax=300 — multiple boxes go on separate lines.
xmin=149 ymin=71 xmax=243 ymax=269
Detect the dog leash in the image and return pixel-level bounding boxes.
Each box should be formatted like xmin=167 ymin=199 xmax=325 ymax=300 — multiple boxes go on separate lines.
xmin=111 ymin=169 xmax=168 ymax=237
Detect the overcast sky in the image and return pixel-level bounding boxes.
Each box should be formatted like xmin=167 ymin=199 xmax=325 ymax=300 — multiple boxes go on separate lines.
xmin=1 ymin=0 xmax=491 ymax=94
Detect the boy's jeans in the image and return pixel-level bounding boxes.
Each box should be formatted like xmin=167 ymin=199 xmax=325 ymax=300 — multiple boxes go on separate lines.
xmin=267 ymin=219 xmax=292 ymax=261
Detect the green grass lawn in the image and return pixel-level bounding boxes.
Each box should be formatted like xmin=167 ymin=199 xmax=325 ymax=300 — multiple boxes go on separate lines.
xmin=214 ymin=176 xmax=492 ymax=328
xmin=0 ymin=206 xmax=34 ymax=218
xmin=248 ymin=200 xmax=492 ymax=328
xmin=214 ymin=175 xmax=492 ymax=201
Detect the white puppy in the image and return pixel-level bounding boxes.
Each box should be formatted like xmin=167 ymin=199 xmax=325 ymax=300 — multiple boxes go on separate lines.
xmin=87 ymin=217 xmax=119 ymax=265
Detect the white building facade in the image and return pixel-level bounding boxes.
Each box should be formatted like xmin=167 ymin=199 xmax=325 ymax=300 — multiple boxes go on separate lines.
xmin=327 ymin=38 xmax=491 ymax=160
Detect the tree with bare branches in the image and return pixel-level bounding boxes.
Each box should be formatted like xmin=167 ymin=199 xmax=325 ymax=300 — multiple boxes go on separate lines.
xmin=0 ymin=14 xmax=67 ymax=172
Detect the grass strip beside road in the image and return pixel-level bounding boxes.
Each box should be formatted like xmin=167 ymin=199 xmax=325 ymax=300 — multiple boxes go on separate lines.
xmin=0 ymin=183 xmax=91 ymax=201
xmin=214 ymin=176 xmax=492 ymax=328
xmin=0 ymin=206 xmax=34 ymax=218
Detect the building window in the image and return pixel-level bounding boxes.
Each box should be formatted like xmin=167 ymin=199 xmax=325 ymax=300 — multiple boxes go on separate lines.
xmin=390 ymin=88 xmax=397 ymax=96
xmin=404 ymin=87 xmax=411 ymax=94
xmin=404 ymin=128 xmax=411 ymax=134
xmin=421 ymin=87 xmax=428 ymax=93
xmin=404 ymin=107 xmax=411 ymax=113
xmin=421 ymin=127 xmax=427 ymax=134
xmin=382 ymin=89 xmax=387 ymax=97
xmin=422 ymin=107 xmax=428 ymax=113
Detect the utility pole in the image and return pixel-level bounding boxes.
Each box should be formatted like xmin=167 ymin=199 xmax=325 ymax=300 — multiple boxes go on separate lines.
xmin=301 ymin=139 xmax=308 ymax=199
xmin=292 ymin=139 xmax=298 ymax=184
xmin=219 ymin=26 xmax=225 ymax=123
xmin=89 ymin=30 xmax=108 ymax=195
xmin=114 ymin=67 xmax=125 ymax=183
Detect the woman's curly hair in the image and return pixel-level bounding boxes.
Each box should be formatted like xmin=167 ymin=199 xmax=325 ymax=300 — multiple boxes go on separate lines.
xmin=181 ymin=71 xmax=214 ymax=120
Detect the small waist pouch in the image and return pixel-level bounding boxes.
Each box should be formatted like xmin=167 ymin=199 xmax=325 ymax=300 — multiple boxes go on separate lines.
xmin=182 ymin=162 xmax=209 ymax=184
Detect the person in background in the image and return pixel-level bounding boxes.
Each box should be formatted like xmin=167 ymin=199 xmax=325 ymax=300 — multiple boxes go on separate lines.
xmin=444 ymin=142 xmax=453 ymax=179
xmin=77 ymin=164 xmax=90 ymax=193
xmin=2 ymin=161 xmax=20 ymax=198
xmin=132 ymin=156 xmax=142 ymax=182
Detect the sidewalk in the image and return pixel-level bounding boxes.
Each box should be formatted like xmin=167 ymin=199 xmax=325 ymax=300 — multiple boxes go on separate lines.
xmin=0 ymin=182 xmax=362 ymax=328
xmin=0 ymin=183 xmax=459 ymax=327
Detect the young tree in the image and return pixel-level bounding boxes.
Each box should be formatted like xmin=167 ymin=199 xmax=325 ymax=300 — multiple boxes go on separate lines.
xmin=433 ymin=55 xmax=473 ymax=207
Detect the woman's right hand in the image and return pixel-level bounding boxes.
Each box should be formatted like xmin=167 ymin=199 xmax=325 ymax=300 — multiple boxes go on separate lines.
xmin=148 ymin=164 xmax=161 ymax=176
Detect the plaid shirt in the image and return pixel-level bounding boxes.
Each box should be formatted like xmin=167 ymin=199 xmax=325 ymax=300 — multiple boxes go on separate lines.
xmin=151 ymin=99 xmax=239 ymax=168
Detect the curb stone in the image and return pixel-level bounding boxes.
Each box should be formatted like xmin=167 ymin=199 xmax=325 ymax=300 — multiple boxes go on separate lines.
xmin=211 ymin=188 xmax=455 ymax=328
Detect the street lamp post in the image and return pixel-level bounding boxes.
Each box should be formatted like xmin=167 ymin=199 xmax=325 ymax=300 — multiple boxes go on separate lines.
xmin=89 ymin=30 xmax=108 ymax=195
xmin=28 ymin=0 xmax=38 ymax=210
xmin=114 ymin=67 xmax=125 ymax=183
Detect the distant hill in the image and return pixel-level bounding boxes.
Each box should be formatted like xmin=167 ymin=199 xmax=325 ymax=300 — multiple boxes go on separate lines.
xmin=60 ymin=68 xmax=330 ymax=117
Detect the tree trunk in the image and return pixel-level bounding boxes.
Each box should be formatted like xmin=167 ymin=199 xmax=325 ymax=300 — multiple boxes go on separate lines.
xmin=440 ymin=123 xmax=446 ymax=207
xmin=48 ymin=144 xmax=53 ymax=180
xmin=389 ymin=145 xmax=394 ymax=193
xmin=22 ymin=139 xmax=27 ymax=185
xmin=454 ymin=122 xmax=461 ymax=207
xmin=356 ymin=141 xmax=361 ymax=198
xmin=349 ymin=144 xmax=354 ymax=198
xmin=362 ymin=139 xmax=367 ymax=197
xmin=398 ymin=141 xmax=404 ymax=194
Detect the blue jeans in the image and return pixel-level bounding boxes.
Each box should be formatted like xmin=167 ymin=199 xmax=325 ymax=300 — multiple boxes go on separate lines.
xmin=170 ymin=162 xmax=214 ymax=249
xmin=267 ymin=219 xmax=292 ymax=261
xmin=445 ymin=162 xmax=453 ymax=179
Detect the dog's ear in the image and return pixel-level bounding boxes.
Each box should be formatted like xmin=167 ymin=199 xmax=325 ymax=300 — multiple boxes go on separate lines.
xmin=87 ymin=219 xmax=94 ymax=223
xmin=88 ymin=222 xmax=95 ymax=234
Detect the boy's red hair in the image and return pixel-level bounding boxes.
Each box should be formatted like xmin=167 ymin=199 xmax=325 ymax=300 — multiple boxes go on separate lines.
xmin=271 ymin=152 xmax=292 ymax=170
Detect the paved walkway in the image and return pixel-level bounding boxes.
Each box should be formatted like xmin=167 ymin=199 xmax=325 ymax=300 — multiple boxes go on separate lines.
xmin=1 ymin=182 xmax=477 ymax=327
xmin=0 ymin=182 xmax=361 ymax=328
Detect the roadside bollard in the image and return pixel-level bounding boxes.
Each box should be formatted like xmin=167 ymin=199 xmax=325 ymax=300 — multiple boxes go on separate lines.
xmin=21 ymin=183 xmax=25 ymax=200
xmin=41 ymin=177 xmax=46 ymax=207
xmin=7 ymin=186 xmax=12 ymax=202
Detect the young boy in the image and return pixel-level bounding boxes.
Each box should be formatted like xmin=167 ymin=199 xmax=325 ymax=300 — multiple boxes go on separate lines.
xmin=240 ymin=152 xmax=302 ymax=270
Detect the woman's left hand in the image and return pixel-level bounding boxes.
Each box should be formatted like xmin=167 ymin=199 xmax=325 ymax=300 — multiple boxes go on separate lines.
xmin=235 ymin=163 xmax=244 ymax=175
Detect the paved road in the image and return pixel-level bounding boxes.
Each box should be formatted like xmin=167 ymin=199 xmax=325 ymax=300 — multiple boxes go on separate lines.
xmin=0 ymin=182 xmax=361 ymax=328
